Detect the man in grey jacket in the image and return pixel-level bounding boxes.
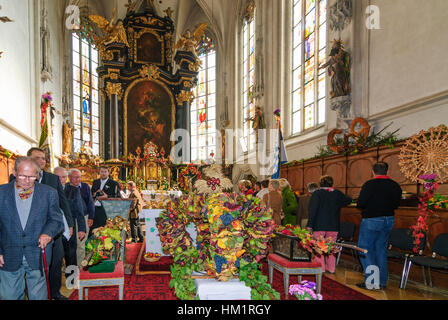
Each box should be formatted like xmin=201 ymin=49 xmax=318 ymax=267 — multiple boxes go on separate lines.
xmin=0 ymin=157 xmax=63 ymax=300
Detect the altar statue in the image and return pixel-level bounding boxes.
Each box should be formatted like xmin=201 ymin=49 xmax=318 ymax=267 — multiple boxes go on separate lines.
xmin=174 ymin=22 xmax=208 ymax=57
xmin=62 ymin=120 xmax=73 ymax=155
xmin=89 ymin=8 xmax=129 ymax=47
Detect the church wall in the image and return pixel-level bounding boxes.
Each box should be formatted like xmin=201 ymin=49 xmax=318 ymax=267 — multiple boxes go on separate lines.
xmin=0 ymin=0 xmax=67 ymax=162
xmin=0 ymin=0 xmax=38 ymax=155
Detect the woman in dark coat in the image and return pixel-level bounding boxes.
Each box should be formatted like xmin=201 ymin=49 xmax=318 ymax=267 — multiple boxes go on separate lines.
xmin=307 ymin=175 xmax=352 ymax=273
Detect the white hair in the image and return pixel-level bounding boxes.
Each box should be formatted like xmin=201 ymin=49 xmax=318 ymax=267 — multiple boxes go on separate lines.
xmin=54 ymin=166 xmax=67 ymax=175
xmin=68 ymin=168 xmax=81 ymax=176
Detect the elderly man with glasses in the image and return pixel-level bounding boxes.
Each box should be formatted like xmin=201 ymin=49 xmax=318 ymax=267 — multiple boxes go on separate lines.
xmin=0 ymin=157 xmax=63 ymax=300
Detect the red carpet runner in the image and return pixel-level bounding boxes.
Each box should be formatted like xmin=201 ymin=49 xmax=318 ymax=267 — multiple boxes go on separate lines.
xmin=70 ymin=243 xmax=373 ymax=300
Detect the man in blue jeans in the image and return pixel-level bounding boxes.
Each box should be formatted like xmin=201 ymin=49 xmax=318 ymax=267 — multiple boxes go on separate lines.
xmin=356 ymin=162 xmax=402 ymax=290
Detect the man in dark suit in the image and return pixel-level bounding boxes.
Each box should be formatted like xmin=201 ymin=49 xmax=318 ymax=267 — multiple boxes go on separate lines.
xmin=68 ymin=168 xmax=95 ymax=268
xmin=54 ymin=167 xmax=86 ymax=270
xmin=0 ymin=157 xmax=63 ymax=300
xmin=91 ymin=166 xmax=120 ymax=231
xmin=27 ymin=147 xmax=73 ymax=300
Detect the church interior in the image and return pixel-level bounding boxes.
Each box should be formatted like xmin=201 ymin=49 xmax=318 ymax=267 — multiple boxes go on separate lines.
xmin=0 ymin=0 xmax=448 ymax=302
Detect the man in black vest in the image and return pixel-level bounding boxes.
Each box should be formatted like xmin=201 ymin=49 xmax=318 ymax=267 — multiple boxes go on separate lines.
xmin=91 ymin=166 xmax=120 ymax=231
xmin=27 ymin=148 xmax=73 ymax=300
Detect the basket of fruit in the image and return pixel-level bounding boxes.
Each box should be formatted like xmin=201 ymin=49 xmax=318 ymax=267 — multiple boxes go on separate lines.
xmin=144 ymin=252 xmax=162 ymax=262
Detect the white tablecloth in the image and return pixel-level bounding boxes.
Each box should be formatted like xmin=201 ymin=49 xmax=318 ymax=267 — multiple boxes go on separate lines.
xmin=194 ymin=279 xmax=252 ymax=300
xmin=141 ymin=209 xmax=197 ymax=255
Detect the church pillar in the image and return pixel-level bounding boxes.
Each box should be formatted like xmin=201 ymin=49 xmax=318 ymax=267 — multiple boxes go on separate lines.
xmin=105 ymin=82 xmax=123 ymax=160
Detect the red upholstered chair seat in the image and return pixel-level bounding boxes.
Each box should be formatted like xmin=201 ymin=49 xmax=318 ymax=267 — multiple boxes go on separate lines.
xmin=268 ymin=254 xmax=321 ymax=269
xmin=80 ymin=261 xmax=124 ymax=280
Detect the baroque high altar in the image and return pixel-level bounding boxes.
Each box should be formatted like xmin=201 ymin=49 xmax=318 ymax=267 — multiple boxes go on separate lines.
xmin=64 ymin=2 xmax=206 ymax=185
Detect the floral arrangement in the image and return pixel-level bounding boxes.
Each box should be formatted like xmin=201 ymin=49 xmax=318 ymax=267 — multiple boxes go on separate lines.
xmin=39 ymin=92 xmax=56 ymax=149
xmin=276 ymin=224 xmax=340 ymax=256
xmin=411 ymin=174 xmax=441 ymax=252
xmin=427 ymin=193 xmax=448 ymax=210
xmin=40 ymin=92 xmax=53 ymax=127
xmin=156 ymin=193 xmax=280 ymax=300
xmin=194 ymin=164 xmax=233 ymax=194
xmin=178 ymin=164 xmax=202 ymax=193
xmin=83 ymin=216 xmax=126 ymax=267
xmin=289 ymin=281 xmax=323 ymax=300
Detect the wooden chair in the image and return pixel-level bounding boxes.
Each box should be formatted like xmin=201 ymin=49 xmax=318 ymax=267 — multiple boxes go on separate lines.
xmin=267 ymin=253 xmax=322 ymax=298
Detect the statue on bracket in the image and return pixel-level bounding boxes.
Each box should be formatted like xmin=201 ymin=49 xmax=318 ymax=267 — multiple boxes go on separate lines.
xmin=89 ymin=8 xmax=129 ymax=47
xmin=62 ymin=120 xmax=74 ymax=155
xmin=173 ymin=22 xmax=208 ymax=57
xmin=319 ymin=39 xmax=351 ymax=123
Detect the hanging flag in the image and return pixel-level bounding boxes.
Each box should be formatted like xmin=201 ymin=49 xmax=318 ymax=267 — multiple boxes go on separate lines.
xmin=272 ymin=108 xmax=287 ymax=179
xmin=271 ymin=129 xmax=288 ymax=179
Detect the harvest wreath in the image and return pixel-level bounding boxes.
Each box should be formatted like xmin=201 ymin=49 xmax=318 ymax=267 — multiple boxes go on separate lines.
xmin=156 ymin=193 xmax=280 ymax=300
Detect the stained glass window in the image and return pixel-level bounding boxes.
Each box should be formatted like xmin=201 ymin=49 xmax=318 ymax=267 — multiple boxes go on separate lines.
xmin=191 ymin=40 xmax=216 ymax=162
xmin=291 ymin=0 xmax=327 ymax=134
xmin=72 ymin=32 xmax=100 ymax=155
xmin=242 ymin=14 xmax=256 ymax=152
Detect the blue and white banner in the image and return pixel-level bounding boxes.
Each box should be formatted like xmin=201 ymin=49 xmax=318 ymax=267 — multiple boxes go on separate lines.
xmin=271 ymin=129 xmax=288 ymax=179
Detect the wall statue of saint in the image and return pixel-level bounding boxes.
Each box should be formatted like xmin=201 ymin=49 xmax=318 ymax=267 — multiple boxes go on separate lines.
xmin=319 ymin=39 xmax=351 ymax=98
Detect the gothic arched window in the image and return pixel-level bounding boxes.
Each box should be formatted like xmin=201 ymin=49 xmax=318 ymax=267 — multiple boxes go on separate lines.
xmin=241 ymin=9 xmax=256 ymax=152
xmin=190 ymin=35 xmax=216 ymax=162
xmin=291 ymin=0 xmax=327 ymax=134
xmin=72 ymin=31 xmax=100 ymax=155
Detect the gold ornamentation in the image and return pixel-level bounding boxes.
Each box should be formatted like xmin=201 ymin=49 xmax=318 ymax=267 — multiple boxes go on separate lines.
xmin=176 ymin=90 xmax=195 ymax=106
xmin=183 ymin=81 xmax=193 ymax=88
xmin=188 ymin=59 xmax=202 ymax=72
xmin=109 ymin=72 xmax=120 ymax=80
xmin=173 ymin=23 xmax=208 ymax=57
xmin=398 ymin=125 xmax=448 ymax=183
xmin=106 ymin=82 xmax=124 ymax=100
xmin=97 ymin=43 xmax=114 ymax=61
xmin=134 ymin=17 xmax=159 ymax=25
xmin=89 ymin=8 xmax=129 ymax=47
xmin=138 ymin=64 xmax=161 ymax=80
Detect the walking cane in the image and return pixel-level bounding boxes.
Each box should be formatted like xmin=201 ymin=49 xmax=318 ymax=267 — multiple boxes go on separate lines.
xmin=42 ymin=248 xmax=51 ymax=300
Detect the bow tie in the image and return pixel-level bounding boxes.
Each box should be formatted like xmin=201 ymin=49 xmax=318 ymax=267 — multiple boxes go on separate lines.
xmin=17 ymin=187 xmax=34 ymax=201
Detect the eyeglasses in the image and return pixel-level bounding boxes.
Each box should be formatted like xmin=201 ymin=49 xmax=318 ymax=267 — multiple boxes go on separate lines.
xmin=17 ymin=175 xmax=38 ymax=181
